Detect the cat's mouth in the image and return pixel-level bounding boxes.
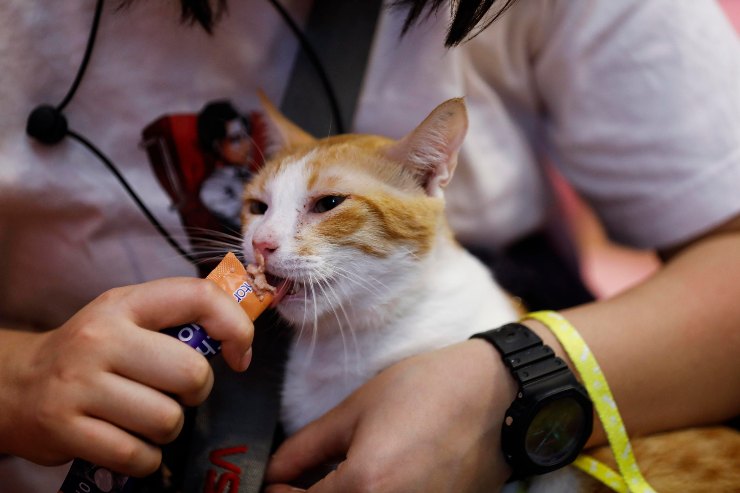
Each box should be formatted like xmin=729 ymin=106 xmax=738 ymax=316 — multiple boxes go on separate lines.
xmin=266 ymin=273 xmax=298 ymax=307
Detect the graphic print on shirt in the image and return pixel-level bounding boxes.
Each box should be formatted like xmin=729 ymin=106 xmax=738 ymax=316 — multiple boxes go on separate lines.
xmin=140 ymin=100 xmax=268 ymax=274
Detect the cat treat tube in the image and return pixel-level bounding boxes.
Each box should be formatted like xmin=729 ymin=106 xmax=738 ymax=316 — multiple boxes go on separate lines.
xmin=58 ymin=252 xmax=275 ymax=493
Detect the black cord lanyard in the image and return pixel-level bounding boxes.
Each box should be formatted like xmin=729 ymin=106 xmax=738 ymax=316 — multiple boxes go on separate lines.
xmin=25 ymin=0 xmax=346 ymax=266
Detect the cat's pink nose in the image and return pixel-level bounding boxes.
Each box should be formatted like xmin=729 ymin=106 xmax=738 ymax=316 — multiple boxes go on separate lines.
xmin=252 ymin=238 xmax=278 ymax=259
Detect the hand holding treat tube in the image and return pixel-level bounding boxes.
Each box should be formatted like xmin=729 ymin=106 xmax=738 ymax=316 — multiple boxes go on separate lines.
xmin=54 ymin=253 xmax=275 ymax=493
xmin=0 ymin=254 xmax=270 ymax=490
xmin=55 ymin=253 xmax=275 ymax=493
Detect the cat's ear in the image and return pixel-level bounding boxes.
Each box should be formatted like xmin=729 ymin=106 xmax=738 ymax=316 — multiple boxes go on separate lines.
xmin=257 ymin=89 xmax=316 ymax=155
xmin=383 ymin=98 xmax=468 ymax=197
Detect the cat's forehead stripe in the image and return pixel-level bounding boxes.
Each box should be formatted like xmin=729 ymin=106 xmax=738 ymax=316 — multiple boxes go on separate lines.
xmin=276 ymin=154 xmax=314 ymax=205
xmin=268 ymin=150 xmax=315 ymax=192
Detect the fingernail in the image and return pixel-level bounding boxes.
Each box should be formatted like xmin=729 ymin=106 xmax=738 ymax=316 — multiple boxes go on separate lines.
xmin=240 ymin=347 xmax=253 ymax=370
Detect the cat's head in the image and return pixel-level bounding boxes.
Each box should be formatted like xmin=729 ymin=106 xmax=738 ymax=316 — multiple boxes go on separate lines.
xmin=241 ymin=94 xmax=468 ymax=326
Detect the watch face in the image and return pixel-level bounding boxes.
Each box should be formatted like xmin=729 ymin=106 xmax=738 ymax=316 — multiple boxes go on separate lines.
xmin=524 ymin=397 xmax=588 ymax=467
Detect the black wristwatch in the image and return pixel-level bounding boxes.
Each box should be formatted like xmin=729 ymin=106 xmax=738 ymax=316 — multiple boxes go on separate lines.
xmin=471 ymin=323 xmax=593 ymax=479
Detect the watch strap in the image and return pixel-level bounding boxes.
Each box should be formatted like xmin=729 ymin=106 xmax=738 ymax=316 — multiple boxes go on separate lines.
xmin=471 ymin=323 xmax=570 ymax=388
xmin=471 ymin=323 xmax=593 ymax=479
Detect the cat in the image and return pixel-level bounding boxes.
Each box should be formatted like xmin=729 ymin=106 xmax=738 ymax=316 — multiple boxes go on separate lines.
xmin=240 ymin=95 xmax=740 ymax=492
xmin=240 ymin=94 xmax=520 ymax=434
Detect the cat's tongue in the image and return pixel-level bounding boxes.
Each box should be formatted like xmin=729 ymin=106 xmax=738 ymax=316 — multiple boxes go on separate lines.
xmin=269 ymin=277 xmax=293 ymax=308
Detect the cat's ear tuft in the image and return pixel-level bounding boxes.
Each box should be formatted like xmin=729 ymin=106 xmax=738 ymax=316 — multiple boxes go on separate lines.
xmin=257 ymin=89 xmax=316 ymax=156
xmin=383 ymin=98 xmax=468 ymax=197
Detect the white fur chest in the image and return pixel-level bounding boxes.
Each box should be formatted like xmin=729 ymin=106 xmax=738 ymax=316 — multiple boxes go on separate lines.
xmin=280 ymin=242 xmax=518 ymax=434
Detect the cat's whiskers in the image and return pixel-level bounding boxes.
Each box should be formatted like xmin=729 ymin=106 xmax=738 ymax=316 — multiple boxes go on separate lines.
xmin=157 ymin=248 xmax=234 ymax=268
xmin=321 ymin=275 xmax=362 ymax=376
xmin=182 ymin=227 xmax=244 ymax=251
xmin=290 ymin=278 xmax=310 ymax=352
xmin=121 ymin=230 xmax=238 ymax=267
xmin=296 ymin=271 xmax=320 ymax=368
xmin=134 ymin=225 xmax=249 ymax=268
xmin=188 ymin=244 xmax=240 ymax=256
xmin=293 ymin=291 xmax=308 ymax=344
xmin=185 ymin=225 xmax=243 ymax=241
xmin=330 ymin=265 xmax=386 ymax=298
xmin=328 ymin=265 xmax=396 ymax=331
xmin=314 ymin=277 xmax=351 ymax=376
xmin=191 ymin=238 xmax=243 ymax=251
xmin=310 ymin=273 xmax=320 ymax=366
xmin=331 ymin=263 xmax=385 ymax=300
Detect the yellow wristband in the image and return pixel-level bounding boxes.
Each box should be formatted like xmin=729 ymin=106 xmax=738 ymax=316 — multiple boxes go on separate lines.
xmin=524 ymin=310 xmax=656 ymax=493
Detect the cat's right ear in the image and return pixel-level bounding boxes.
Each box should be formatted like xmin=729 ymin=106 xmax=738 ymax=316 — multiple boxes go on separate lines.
xmin=383 ymin=98 xmax=468 ymax=198
xmin=257 ymin=90 xmax=316 ymax=156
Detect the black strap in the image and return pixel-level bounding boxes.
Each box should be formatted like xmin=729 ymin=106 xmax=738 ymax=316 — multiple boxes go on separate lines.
xmin=177 ymin=314 xmax=292 ymax=493
xmin=176 ymin=2 xmax=382 ymax=492
xmin=279 ymin=0 xmax=382 ymax=136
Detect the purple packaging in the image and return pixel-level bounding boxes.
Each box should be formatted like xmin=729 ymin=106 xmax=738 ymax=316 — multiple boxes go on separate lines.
xmin=160 ymin=323 xmax=222 ymax=357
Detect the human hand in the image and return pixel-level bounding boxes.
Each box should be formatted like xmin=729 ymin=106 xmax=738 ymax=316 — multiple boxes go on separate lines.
xmin=0 ymin=277 xmax=254 ymax=476
xmin=264 ymin=340 xmax=517 ymax=493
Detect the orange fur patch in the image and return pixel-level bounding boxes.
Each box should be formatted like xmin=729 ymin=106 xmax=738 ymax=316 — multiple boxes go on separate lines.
xmin=312 ymin=192 xmax=443 ymax=258
xmin=307 ymin=135 xmax=444 ymax=257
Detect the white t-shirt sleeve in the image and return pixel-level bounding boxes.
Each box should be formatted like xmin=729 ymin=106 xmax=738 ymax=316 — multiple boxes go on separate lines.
xmin=534 ymin=0 xmax=740 ymax=249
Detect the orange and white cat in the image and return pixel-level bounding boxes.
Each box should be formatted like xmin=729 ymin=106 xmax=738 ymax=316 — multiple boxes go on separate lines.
xmin=240 ymin=95 xmax=519 ymax=434
xmin=240 ymin=95 xmax=740 ymax=492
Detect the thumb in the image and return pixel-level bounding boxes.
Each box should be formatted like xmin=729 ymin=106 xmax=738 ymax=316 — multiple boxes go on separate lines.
xmin=265 ymin=403 xmax=358 ymax=484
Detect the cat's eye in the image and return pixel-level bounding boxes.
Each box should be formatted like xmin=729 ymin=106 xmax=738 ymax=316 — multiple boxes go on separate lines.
xmin=247 ymin=200 xmax=268 ymax=215
xmin=312 ymin=195 xmax=346 ymax=213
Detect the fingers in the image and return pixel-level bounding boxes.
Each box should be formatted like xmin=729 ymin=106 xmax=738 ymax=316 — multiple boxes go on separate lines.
xmin=69 ymin=416 xmax=163 ymax=477
xmin=84 ymin=372 xmax=186 ymax=445
xmin=265 ymin=405 xmax=356 ymax=484
xmin=107 ymin=327 xmax=215 ymax=406
xmin=104 ymin=277 xmax=255 ymax=371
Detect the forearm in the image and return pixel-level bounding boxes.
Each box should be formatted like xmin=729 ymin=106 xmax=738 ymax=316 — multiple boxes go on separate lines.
xmin=0 ymin=328 xmax=42 ymax=455
xmin=524 ymin=216 xmax=740 ymax=447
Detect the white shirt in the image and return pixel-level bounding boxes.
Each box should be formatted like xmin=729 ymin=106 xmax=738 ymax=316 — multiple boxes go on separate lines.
xmin=1 ymin=0 xmax=739 ymax=488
